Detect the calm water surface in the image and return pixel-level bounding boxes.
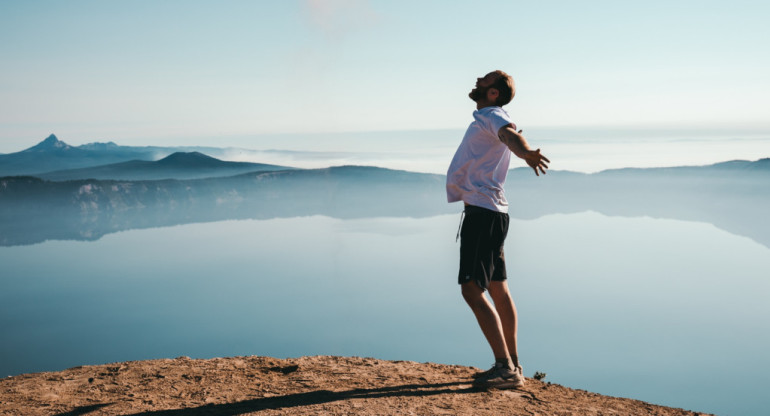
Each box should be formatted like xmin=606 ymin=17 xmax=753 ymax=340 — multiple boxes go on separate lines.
xmin=1 ymin=213 xmax=768 ymax=415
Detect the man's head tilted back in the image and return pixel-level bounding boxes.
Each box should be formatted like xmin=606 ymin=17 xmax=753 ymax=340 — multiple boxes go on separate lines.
xmin=469 ymin=70 xmax=516 ymax=107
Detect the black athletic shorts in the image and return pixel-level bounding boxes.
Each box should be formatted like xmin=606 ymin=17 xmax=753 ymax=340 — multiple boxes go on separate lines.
xmin=458 ymin=204 xmax=509 ymax=290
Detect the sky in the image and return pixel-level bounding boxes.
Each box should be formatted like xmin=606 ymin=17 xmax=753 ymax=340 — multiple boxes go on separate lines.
xmin=1 ymin=0 xmax=769 ymax=153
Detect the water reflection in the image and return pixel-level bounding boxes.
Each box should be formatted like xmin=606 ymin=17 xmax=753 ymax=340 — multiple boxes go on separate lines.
xmin=1 ymin=214 xmax=768 ymax=415
xmin=1 ymin=166 xmax=768 ymax=248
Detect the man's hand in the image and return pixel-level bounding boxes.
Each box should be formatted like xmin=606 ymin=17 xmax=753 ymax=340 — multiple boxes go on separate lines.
xmin=524 ymin=147 xmax=549 ymax=176
xmin=498 ymin=125 xmax=550 ymax=176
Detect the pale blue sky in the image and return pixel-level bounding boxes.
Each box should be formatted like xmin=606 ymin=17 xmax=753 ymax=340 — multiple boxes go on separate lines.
xmin=1 ymin=0 xmax=769 ymax=151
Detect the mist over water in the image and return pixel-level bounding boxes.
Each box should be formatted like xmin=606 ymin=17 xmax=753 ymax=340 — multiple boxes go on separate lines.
xmin=188 ymin=128 xmax=770 ymax=174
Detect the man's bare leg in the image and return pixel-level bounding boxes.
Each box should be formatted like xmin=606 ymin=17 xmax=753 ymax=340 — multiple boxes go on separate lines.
xmin=461 ymin=281 xmax=510 ymax=361
xmin=488 ymin=281 xmax=519 ymax=368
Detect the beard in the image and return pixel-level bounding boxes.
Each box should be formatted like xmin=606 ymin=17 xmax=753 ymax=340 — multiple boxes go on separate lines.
xmin=468 ymin=86 xmax=488 ymax=102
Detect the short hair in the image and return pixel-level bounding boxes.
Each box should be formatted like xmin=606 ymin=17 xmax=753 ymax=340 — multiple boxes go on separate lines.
xmin=491 ymin=70 xmax=515 ymax=106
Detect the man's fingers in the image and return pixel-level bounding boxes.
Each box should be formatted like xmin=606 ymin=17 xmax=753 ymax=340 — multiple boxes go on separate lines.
xmin=527 ymin=149 xmax=550 ymax=176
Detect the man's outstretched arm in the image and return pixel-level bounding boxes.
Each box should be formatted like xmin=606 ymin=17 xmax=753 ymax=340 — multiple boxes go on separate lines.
xmin=498 ymin=124 xmax=550 ymax=176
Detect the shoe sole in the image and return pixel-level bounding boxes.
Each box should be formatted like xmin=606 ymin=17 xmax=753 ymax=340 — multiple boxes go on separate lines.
xmin=473 ymin=377 xmax=525 ymax=390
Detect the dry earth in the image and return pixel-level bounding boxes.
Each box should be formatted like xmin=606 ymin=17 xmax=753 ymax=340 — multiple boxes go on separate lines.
xmin=0 ymin=355 xmax=713 ymax=415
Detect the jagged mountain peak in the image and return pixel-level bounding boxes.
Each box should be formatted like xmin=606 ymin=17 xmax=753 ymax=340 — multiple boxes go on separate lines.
xmin=25 ymin=134 xmax=72 ymax=152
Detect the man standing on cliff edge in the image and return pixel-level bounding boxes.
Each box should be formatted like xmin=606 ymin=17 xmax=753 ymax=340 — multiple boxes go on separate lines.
xmin=447 ymin=70 xmax=549 ymax=389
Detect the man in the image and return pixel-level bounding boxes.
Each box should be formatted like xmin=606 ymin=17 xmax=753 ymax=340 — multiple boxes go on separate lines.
xmin=446 ymin=70 xmax=549 ymax=389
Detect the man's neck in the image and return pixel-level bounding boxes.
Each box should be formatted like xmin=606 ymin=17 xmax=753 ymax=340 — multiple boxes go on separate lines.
xmin=476 ymin=103 xmax=498 ymax=110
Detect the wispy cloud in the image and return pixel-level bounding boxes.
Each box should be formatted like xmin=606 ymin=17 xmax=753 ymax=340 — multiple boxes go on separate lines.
xmin=303 ymin=0 xmax=380 ymax=40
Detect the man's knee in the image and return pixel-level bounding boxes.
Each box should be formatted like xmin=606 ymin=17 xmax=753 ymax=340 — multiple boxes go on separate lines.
xmin=488 ymin=280 xmax=510 ymax=299
xmin=461 ymin=281 xmax=485 ymax=306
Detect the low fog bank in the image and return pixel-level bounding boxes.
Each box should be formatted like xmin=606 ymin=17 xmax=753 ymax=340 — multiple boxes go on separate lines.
xmin=0 ymin=167 xmax=449 ymax=246
xmin=1 ymin=159 xmax=768 ymax=247
xmin=506 ymin=160 xmax=770 ymax=248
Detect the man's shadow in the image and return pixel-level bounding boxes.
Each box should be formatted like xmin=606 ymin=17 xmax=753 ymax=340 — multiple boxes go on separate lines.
xmin=58 ymin=381 xmax=476 ymax=416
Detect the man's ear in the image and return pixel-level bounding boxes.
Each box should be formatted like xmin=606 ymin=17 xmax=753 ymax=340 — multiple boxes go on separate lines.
xmin=487 ymin=88 xmax=499 ymax=101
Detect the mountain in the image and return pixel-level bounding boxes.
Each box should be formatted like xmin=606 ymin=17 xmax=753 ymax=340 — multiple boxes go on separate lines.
xmin=0 ymin=135 xmax=161 ymax=176
xmin=590 ymin=157 xmax=770 ymax=178
xmin=22 ymin=134 xmax=73 ymax=152
xmin=77 ymin=141 xmax=121 ymax=151
xmin=36 ymin=151 xmax=293 ymax=181
xmin=0 ymin=134 xmax=276 ymax=177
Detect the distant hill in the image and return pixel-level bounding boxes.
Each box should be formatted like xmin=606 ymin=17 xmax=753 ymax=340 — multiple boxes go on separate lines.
xmin=0 ymin=134 xmax=162 ymax=176
xmin=0 ymin=134 xmax=290 ymax=177
xmin=0 ymin=135 xmax=154 ymax=176
xmin=504 ymin=158 xmax=769 ymax=248
xmin=593 ymin=157 xmax=770 ymax=177
xmin=36 ymin=151 xmax=293 ymax=181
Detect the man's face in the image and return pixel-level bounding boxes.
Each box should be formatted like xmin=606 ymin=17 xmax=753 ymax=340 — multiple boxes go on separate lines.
xmin=469 ymin=72 xmax=500 ymax=103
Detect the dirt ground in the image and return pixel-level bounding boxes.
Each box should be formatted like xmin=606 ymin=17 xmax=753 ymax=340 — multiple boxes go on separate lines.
xmin=0 ymin=355 xmax=713 ymax=415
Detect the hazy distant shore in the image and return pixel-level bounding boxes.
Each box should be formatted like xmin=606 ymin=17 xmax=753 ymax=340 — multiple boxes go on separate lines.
xmin=2 ymin=157 xmax=768 ymax=248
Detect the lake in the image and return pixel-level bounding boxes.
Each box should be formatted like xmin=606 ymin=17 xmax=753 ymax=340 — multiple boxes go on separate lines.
xmin=1 ymin=212 xmax=768 ymax=415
